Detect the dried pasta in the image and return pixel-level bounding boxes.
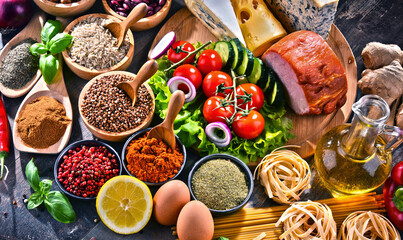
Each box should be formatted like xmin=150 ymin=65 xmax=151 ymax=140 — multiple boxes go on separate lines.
xmin=276 ymin=201 xmax=337 ymax=240
xmin=254 ymin=147 xmax=311 ymax=204
xmin=338 ymin=211 xmax=400 ymax=240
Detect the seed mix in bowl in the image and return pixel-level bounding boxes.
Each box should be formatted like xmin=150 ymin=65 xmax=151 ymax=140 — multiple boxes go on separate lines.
xmin=81 ymin=74 xmax=153 ymax=133
xmin=68 ymin=17 xmax=130 ymax=70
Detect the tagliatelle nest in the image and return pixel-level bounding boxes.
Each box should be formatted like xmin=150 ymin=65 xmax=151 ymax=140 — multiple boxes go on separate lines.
xmin=338 ymin=211 xmax=400 ymax=240
xmin=254 ymin=147 xmax=311 ymax=204
xmin=276 ymin=201 xmax=337 ymax=240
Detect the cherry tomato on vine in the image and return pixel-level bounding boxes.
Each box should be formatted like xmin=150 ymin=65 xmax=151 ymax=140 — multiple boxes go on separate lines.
xmin=202 ymin=71 xmax=233 ymax=98
xmin=203 ymin=96 xmax=234 ymax=124
xmin=236 ymin=83 xmax=265 ymax=111
xmin=167 ymin=41 xmax=195 ymax=64
xmin=173 ymin=64 xmax=202 ymax=90
xmin=232 ymin=110 xmax=265 ymax=140
xmin=197 ymin=49 xmax=222 ymax=75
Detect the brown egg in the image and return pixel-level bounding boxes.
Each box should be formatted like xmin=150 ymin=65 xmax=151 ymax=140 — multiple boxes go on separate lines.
xmin=153 ymin=180 xmax=190 ymax=226
xmin=177 ymin=200 xmax=214 ymax=240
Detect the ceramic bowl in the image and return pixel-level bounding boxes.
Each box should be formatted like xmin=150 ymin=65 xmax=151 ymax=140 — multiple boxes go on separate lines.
xmin=33 ymin=0 xmax=96 ymax=17
xmin=62 ymin=13 xmax=135 ymax=80
xmin=78 ymin=71 xmax=155 ymax=142
xmin=102 ymin=0 xmax=172 ymax=31
xmin=188 ymin=154 xmax=254 ymax=215
xmin=121 ymin=128 xmax=187 ymax=186
xmin=54 ymin=140 xmax=123 ymax=200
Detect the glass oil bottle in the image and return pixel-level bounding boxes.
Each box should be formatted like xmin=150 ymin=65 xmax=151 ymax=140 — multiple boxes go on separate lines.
xmin=315 ymin=95 xmax=402 ymax=196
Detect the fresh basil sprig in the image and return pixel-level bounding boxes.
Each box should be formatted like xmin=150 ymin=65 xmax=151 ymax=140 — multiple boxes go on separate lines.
xmin=25 ymin=159 xmax=76 ymax=223
xmin=30 ymin=20 xmax=73 ymax=84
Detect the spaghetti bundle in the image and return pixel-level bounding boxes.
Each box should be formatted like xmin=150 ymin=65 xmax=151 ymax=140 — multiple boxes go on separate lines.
xmin=338 ymin=211 xmax=400 ymax=240
xmin=276 ymin=201 xmax=337 ymax=240
xmin=254 ymin=148 xmax=311 ymax=204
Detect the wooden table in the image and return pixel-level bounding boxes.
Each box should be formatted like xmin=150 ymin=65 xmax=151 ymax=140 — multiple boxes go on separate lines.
xmin=1 ymin=0 xmax=402 ymax=239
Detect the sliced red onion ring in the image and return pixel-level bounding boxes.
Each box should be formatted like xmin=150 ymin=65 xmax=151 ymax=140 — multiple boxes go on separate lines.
xmin=205 ymin=122 xmax=232 ymax=147
xmin=149 ymin=31 xmax=176 ymax=59
xmin=167 ymin=76 xmax=197 ymax=103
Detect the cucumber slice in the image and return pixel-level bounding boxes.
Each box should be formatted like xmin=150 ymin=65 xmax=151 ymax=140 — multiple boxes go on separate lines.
xmin=235 ymin=48 xmax=254 ymax=76
xmin=247 ymin=58 xmax=263 ymax=84
xmin=265 ymin=67 xmax=277 ymax=93
xmin=214 ymin=41 xmax=234 ymax=69
xmin=270 ymin=78 xmax=284 ymax=106
xmin=229 ymin=39 xmax=244 ymax=69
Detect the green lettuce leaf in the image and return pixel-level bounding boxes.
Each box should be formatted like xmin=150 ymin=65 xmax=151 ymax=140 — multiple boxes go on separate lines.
xmin=149 ymin=61 xmax=294 ymax=164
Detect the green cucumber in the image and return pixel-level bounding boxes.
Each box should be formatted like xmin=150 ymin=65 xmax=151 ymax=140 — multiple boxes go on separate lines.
xmin=270 ymin=78 xmax=284 ymax=106
xmin=214 ymin=41 xmax=235 ymax=69
xmin=247 ymin=58 xmax=264 ymax=84
xmin=229 ymin=38 xmax=244 ymax=69
xmin=235 ymin=48 xmax=254 ymax=76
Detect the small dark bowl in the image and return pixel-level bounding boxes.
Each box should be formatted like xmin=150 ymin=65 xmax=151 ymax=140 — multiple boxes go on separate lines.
xmin=188 ymin=154 xmax=254 ymax=216
xmin=54 ymin=140 xmax=122 ymax=200
xmin=121 ymin=128 xmax=187 ymax=186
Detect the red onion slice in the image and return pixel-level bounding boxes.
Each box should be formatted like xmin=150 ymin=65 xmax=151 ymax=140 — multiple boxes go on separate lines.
xmin=205 ymin=122 xmax=232 ymax=147
xmin=149 ymin=31 xmax=175 ymax=59
xmin=167 ymin=76 xmax=197 ymax=103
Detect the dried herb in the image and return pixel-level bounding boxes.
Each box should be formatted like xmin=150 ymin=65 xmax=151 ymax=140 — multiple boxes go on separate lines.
xmin=0 ymin=38 xmax=39 ymax=89
xmin=192 ymin=159 xmax=249 ymax=210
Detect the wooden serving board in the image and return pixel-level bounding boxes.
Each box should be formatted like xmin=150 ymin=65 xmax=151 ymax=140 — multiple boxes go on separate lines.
xmin=150 ymin=8 xmax=357 ymax=160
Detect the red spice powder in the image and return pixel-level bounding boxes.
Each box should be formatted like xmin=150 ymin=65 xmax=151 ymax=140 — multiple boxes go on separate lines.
xmin=126 ymin=134 xmax=184 ymax=183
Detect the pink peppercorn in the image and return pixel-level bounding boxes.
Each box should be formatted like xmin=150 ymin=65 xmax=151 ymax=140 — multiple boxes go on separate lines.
xmin=57 ymin=145 xmax=120 ymax=198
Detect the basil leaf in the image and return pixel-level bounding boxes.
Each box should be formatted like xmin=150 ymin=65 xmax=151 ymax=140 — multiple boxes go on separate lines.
xmin=30 ymin=43 xmax=48 ymax=56
xmin=39 ymin=54 xmax=59 ymax=84
xmin=44 ymin=191 xmax=76 ymax=223
xmin=27 ymin=192 xmax=44 ymax=210
xmin=25 ymin=159 xmax=40 ymax=192
xmin=217 ymin=238 xmax=229 ymax=240
xmin=39 ymin=179 xmax=52 ymax=195
xmin=41 ymin=20 xmax=62 ymax=44
xmin=48 ymin=33 xmax=73 ymax=54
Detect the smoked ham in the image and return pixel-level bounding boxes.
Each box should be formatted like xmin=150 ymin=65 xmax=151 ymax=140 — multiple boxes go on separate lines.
xmin=262 ymin=30 xmax=347 ymax=115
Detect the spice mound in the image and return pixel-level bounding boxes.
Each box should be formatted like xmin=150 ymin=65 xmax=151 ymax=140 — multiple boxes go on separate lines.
xmin=57 ymin=144 xmax=120 ymax=198
xmin=48 ymin=0 xmax=80 ymax=3
xmin=125 ymin=133 xmax=184 ymax=183
xmin=16 ymin=96 xmax=71 ymax=149
xmin=81 ymin=74 xmax=153 ymax=133
xmin=0 ymin=38 xmax=39 ymax=90
xmin=68 ymin=17 xmax=130 ymax=70
xmin=192 ymin=159 xmax=249 ymax=210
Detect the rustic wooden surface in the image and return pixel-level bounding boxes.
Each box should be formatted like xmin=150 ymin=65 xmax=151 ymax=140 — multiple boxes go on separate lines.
xmin=0 ymin=0 xmax=402 ymax=239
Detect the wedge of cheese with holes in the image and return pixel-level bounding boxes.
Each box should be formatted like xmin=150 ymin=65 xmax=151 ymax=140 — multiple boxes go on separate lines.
xmin=231 ymin=0 xmax=287 ymax=57
xmin=185 ymin=0 xmax=246 ymax=46
xmin=265 ymin=0 xmax=338 ymax=38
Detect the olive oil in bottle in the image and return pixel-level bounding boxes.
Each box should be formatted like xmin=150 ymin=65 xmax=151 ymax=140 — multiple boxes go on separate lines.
xmin=315 ymin=95 xmax=400 ymax=196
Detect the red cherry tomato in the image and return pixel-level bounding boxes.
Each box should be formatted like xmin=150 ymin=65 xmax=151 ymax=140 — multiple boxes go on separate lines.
xmin=232 ymin=110 xmax=265 ymax=140
xmin=236 ymin=83 xmax=265 ymax=111
xmin=197 ymin=49 xmax=222 ymax=75
xmin=203 ymin=96 xmax=234 ymax=124
xmin=173 ymin=64 xmax=203 ymax=91
xmin=202 ymin=71 xmax=233 ymax=98
xmin=167 ymin=41 xmax=195 ymax=64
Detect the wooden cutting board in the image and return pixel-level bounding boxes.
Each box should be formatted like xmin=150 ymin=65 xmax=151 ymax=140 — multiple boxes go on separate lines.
xmin=150 ymin=8 xmax=357 ymax=160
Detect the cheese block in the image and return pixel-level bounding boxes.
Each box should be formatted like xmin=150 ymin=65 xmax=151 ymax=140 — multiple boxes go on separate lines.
xmin=231 ymin=0 xmax=287 ymax=57
xmin=185 ymin=0 xmax=246 ymax=46
xmin=266 ymin=0 xmax=338 ymax=38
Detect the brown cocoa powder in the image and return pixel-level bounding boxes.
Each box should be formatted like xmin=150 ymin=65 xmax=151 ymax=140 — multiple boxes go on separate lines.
xmin=16 ymin=96 xmax=71 ymax=149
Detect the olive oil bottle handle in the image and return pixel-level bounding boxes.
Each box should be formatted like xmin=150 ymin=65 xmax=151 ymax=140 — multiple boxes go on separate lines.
xmin=383 ymin=125 xmax=403 ymax=150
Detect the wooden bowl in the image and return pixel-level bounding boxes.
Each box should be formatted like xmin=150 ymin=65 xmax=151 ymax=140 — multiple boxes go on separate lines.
xmin=78 ymin=71 xmax=155 ymax=142
xmin=62 ymin=14 xmax=135 ymax=80
xmin=33 ymin=0 xmax=96 ymax=17
xmin=102 ymin=0 xmax=172 ymax=31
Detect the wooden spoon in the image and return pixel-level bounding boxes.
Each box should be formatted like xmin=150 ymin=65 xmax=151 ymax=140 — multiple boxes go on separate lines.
xmin=117 ymin=59 xmax=158 ymax=106
xmin=147 ymin=90 xmax=185 ymax=150
xmin=12 ymin=58 xmax=73 ymax=154
xmin=105 ymin=3 xmax=148 ymax=48
xmin=0 ymin=11 xmax=46 ymax=98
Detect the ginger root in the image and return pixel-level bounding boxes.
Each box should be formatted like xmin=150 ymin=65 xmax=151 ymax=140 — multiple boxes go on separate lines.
xmin=362 ymin=42 xmax=403 ymax=69
xmin=358 ymin=42 xmax=403 ymax=129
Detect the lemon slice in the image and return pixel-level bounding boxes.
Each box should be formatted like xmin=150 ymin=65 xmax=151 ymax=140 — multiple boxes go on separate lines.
xmin=96 ymin=175 xmax=153 ymax=234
